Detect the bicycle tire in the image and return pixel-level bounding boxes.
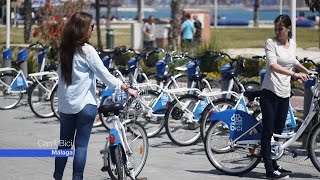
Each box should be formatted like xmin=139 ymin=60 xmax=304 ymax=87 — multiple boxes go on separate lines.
xmin=28 ymin=78 xmax=55 ymax=118
xmin=0 ymin=73 xmax=23 ymax=110
xmin=243 ymin=81 xmax=260 ymax=91
xmin=125 ymin=121 xmax=149 ymax=177
xmin=134 ymin=90 xmax=164 ymax=137
xmin=208 ymin=78 xmax=221 ymax=92
xmin=200 ymin=98 xmax=236 ymax=141
xmin=107 ymin=145 xmax=125 ymax=180
xmin=50 ymin=85 xmax=59 ymax=120
xmin=205 ymin=120 xmax=261 ymax=175
xmin=164 ymin=94 xmax=201 ymax=146
xmin=307 ymin=121 xmax=320 ymax=172
xmin=167 ymin=74 xmax=189 ymax=89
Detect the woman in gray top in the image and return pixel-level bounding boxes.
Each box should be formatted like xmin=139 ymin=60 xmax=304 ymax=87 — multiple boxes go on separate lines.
xmin=260 ymin=14 xmax=309 ymax=179
xmin=53 ymin=12 xmax=137 ymax=180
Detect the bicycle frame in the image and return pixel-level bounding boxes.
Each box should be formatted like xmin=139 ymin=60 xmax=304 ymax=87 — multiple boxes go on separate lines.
xmin=28 ymin=71 xmax=59 ymax=99
xmin=0 ymin=67 xmax=29 ymax=93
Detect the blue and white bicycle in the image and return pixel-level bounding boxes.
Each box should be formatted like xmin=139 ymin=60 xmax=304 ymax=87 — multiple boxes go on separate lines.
xmin=99 ymin=88 xmax=149 ymax=180
xmin=204 ymin=58 xmax=320 ymax=175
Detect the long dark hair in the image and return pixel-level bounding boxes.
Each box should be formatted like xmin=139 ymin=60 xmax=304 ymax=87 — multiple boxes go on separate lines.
xmin=59 ymin=12 xmax=93 ymax=86
xmin=274 ymin=14 xmax=292 ymax=38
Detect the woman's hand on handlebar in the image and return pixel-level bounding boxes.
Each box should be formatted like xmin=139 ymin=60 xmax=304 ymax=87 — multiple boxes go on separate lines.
xmin=293 ymin=72 xmax=309 ymax=82
xmin=127 ymin=88 xmax=138 ymax=99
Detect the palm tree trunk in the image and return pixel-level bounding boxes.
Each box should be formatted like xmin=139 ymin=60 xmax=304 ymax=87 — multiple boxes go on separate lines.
xmin=171 ymin=0 xmax=183 ymax=51
xmin=23 ymin=0 xmax=32 ymax=43
xmin=95 ymin=0 xmax=102 ymax=50
xmin=253 ymin=0 xmax=260 ymax=27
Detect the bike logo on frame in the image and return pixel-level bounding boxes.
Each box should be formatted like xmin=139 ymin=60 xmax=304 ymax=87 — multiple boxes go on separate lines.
xmin=230 ymin=114 xmax=243 ymax=131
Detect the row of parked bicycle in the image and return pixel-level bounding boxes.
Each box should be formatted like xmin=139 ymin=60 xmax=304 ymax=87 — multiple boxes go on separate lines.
xmin=2 ymin=44 xmax=320 ymax=180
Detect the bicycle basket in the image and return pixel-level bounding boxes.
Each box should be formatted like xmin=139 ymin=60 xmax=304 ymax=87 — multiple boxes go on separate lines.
xmin=143 ymin=48 xmax=162 ymax=68
xmin=235 ymin=58 xmax=260 ymax=77
xmin=112 ymin=46 xmax=129 ymax=66
xmin=199 ymin=51 xmax=221 ymax=72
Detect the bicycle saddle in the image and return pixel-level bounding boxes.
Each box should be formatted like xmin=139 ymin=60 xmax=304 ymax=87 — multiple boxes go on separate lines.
xmin=244 ymin=90 xmax=261 ymax=102
xmin=189 ymin=74 xmax=206 ymax=81
xmin=98 ymin=103 xmax=124 ymax=116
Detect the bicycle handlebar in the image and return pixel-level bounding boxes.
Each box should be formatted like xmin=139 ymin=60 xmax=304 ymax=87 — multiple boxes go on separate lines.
xmin=29 ymin=41 xmax=46 ymax=49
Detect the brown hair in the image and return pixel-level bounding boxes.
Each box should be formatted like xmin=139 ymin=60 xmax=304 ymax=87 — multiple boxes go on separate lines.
xmin=274 ymin=14 xmax=292 ymax=38
xmin=59 ymin=12 xmax=93 ymax=86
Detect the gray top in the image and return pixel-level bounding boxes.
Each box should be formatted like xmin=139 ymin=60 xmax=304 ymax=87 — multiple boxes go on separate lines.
xmin=57 ymin=43 xmax=123 ymax=114
xmin=142 ymin=22 xmax=156 ymax=41
xmin=261 ymin=37 xmax=299 ymax=98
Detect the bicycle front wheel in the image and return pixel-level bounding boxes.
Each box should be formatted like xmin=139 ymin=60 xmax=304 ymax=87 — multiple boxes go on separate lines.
xmin=28 ymin=79 xmax=56 ymax=118
xmin=107 ymin=145 xmax=125 ymax=180
xmin=200 ymin=98 xmax=236 ymax=141
xmin=134 ymin=90 xmax=164 ymax=138
xmin=125 ymin=122 xmax=149 ymax=177
xmin=307 ymin=122 xmax=320 ymax=172
xmin=205 ymin=120 xmax=261 ymax=175
xmin=0 ymin=73 xmax=23 ymax=110
xmin=164 ymin=94 xmax=201 ymax=146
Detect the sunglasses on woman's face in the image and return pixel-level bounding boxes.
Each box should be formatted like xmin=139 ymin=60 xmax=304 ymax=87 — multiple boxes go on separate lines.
xmin=90 ymin=24 xmax=94 ymax=31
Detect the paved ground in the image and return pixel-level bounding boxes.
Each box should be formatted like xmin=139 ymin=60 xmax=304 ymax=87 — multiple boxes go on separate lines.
xmin=0 ymin=100 xmax=320 ymax=180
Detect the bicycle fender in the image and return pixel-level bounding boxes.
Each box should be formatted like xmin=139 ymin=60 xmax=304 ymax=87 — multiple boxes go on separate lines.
xmin=109 ymin=128 xmax=122 ymax=145
xmin=208 ymin=109 xmax=262 ymax=141
xmin=109 ymin=144 xmax=127 ymax=164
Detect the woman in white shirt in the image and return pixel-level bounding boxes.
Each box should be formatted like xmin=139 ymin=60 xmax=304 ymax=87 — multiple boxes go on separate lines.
xmin=260 ymin=14 xmax=309 ymax=179
xmin=53 ymin=12 xmax=137 ymax=180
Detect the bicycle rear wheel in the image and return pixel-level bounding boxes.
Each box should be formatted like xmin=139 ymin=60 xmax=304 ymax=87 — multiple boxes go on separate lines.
xmin=0 ymin=73 xmax=23 ymax=109
xmin=167 ymin=74 xmax=188 ymax=89
xmin=164 ymin=94 xmax=201 ymax=146
xmin=205 ymin=120 xmax=261 ymax=175
xmin=28 ymin=78 xmax=56 ymax=118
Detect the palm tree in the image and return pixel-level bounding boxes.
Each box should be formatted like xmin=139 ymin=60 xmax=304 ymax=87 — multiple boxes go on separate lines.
xmin=24 ymin=0 xmax=32 ymax=43
xmin=305 ymin=0 xmax=320 ymax=47
xmin=305 ymin=0 xmax=320 ymax=11
xmin=137 ymin=0 xmax=143 ymax=23
xmin=253 ymin=0 xmax=260 ymax=27
xmin=95 ymin=0 xmax=102 ymax=50
xmin=171 ymin=0 xmax=183 ymax=51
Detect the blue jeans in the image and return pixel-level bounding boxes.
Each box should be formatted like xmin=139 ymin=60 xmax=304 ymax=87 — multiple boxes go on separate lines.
xmin=260 ymin=89 xmax=289 ymax=173
xmin=53 ymin=104 xmax=97 ymax=180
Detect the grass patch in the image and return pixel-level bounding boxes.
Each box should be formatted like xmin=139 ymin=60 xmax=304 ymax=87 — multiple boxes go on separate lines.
xmin=0 ymin=26 xmax=318 ymax=49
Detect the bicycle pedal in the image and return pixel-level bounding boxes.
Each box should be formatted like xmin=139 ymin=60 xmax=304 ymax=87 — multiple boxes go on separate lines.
xmin=100 ymin=149 xmax=108 ymax=154
xmin=284 ymin=149 xmax=298 ymax=158
xmin=100 ymin=166 xmax=108 ymax=172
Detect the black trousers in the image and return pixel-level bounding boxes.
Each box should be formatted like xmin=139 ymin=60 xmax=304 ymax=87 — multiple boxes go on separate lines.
xmin=260 ymin=89 xmax=289 ymax=173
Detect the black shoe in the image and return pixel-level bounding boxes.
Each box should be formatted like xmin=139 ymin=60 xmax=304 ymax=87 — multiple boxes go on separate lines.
xmin=266 ymin=170 xmax=289 ymax=179
xmin=276 ymin=166 xmax=292 ymax=174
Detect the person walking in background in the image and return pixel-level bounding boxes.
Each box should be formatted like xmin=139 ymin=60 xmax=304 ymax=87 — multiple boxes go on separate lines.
xmin=142 ymin=15 xmax=156 ymax=48
xmin=260 ymin=14 xmax=309 ymax=179
xmin=181 ymin=13 xmax=195 ymax=49
xmin=53 ymin=11 xmax=137 ymax=180
xmin=193 ymin=14 xmax=202 ymax=44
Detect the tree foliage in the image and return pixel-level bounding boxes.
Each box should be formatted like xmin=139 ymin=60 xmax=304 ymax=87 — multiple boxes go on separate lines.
xmin=305 ymin=0 xmax=320 ymax=12
xmin=32 ymin=0 xmax=88 ymax=49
